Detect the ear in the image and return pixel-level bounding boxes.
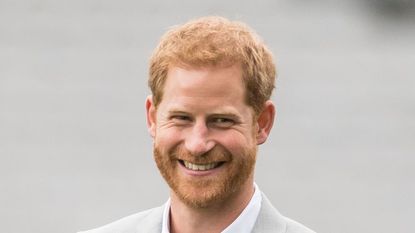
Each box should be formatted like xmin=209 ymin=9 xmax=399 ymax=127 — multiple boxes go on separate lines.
xmin=145 ymin=95 xmax=157 ymax=138
xmin=256 ymin=100 xmax=276 ymax=145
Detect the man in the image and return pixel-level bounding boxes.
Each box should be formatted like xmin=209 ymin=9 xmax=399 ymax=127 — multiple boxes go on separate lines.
xmin=79 ymin=16 xmax=315 ymax=233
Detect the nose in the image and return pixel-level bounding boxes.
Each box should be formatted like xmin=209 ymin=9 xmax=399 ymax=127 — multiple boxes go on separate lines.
xmin=184 ymin=121 xmax=215 ymax=156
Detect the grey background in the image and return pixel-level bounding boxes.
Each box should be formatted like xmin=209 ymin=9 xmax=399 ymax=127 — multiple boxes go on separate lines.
xmin=1 ymin=0 xmax=414 ymax=233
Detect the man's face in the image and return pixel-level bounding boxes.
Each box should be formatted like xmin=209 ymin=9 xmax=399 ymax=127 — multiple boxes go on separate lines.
xmin=146 ymin=64 xmax=264 ymax=208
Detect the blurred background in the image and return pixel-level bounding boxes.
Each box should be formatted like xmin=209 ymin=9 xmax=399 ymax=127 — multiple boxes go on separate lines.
xmin=1 ymin=0 xmax=414 ymax=232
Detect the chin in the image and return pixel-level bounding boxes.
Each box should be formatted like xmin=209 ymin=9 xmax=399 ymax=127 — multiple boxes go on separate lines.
xmin=173 ymin=180 xmax=233 ymax=208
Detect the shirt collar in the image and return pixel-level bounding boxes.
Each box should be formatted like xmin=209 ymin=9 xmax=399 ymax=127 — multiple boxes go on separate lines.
xmin=161 ymin=198 xmax=170 ymax=233
xmin=161 ymin=183 xmax=262 ymax=233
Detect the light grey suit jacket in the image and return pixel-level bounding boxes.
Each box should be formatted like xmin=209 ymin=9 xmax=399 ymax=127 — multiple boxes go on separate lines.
xmin=78 ymin=193 xmax=315 ymax=233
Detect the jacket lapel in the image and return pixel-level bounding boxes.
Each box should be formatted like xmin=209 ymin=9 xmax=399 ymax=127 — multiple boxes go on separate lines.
xmin=251 ymin=193 xmax=287 ymax=233
xmin=134 ymin=205 xmax=164 ymax=233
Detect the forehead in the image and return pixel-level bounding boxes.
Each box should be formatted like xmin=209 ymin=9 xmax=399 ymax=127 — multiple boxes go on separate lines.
xmin=158 ymin=65 xmax=251 ymax=114
xmin=163 ymin=64 xmax=245 ymax=97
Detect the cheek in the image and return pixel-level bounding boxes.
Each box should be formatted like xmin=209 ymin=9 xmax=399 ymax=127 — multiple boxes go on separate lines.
xmin=154 ymin=128 xmax=183 ymax=149
xmin=217 ymin=132 xmax=255 ymax=153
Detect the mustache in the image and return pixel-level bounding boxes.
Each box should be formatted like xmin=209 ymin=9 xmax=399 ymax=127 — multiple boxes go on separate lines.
xmin=169 ymin=145 xmax=231 ymax=163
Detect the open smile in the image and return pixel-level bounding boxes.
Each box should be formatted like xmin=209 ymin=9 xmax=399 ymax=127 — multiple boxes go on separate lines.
xmin=179 ymin=160 xmax=225 ymax=171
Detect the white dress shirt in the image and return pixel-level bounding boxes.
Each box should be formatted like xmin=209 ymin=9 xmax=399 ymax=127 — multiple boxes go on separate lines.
xmin=161 ymin=183 xmax=262 ymax=233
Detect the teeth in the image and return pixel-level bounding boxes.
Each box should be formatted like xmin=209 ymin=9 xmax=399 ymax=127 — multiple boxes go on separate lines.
xmin=183 ymin=161 xmax=219 ymax=171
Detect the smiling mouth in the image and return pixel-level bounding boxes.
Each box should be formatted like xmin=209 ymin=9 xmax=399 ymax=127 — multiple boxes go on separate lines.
xmin=179 ymin=160 xmax=224 ymax=171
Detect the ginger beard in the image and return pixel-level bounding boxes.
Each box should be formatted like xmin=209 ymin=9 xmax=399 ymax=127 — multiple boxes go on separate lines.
xmin=153 ymin=144 xmax=257 ymax=208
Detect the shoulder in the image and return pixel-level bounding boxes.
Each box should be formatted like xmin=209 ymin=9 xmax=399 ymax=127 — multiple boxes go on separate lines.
xmin=77 ymin=206 xmax=164 ymax=233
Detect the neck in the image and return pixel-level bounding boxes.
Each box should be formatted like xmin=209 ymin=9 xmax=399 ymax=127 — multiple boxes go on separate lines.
xmin=169 ymin=179 xmax=255 ymax=233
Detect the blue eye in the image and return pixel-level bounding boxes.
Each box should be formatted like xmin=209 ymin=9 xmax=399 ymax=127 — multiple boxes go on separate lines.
xmin=211 ymin=118 xmax=234 ymax=127
xmin=172 ymin=115 xmax=191 ymax=121
xmin=214 ymin=118 xmax=230 ymax=123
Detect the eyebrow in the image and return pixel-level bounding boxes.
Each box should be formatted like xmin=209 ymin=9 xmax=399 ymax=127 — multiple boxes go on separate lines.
xmin=209 ymin=112 xmax=241 ymax=120
xmin=167 ymin=110 xmax=189 ymax=115
xmin=167 ymin=109 xmax=242 ymax=121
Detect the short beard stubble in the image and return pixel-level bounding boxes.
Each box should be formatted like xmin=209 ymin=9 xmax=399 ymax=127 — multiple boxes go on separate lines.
xmin=153 ymin=144 xmax=257 ymax=209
